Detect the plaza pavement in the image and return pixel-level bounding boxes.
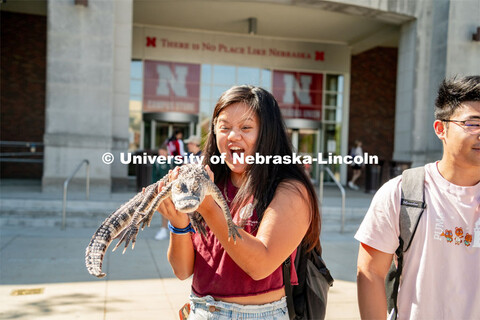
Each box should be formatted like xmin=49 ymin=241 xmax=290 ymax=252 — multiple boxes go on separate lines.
xmin=0 ymin=180 xmax=374 ymax=319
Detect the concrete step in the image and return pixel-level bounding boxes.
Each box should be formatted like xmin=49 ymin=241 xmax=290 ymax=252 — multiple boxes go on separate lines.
xmin=0 ymin=197 xmax=164 ymax=229
xmin=0 ymin=193 xmax=369 ymax=229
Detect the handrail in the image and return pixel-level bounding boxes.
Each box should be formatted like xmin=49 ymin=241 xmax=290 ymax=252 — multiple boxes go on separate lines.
xmin=62 ymin=159 xmax=90 ymax=230
xmin=0 ymin=141 xmax=44 ymax=163
xmin=0 ymin=141 xmax=44 ymax=147
xmin=319 ymin=166 xmax=346 ymax=233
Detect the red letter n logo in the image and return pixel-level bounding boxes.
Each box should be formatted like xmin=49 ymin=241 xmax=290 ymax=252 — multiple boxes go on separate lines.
xmin=146 ymin=37 xmax=156 ymax=47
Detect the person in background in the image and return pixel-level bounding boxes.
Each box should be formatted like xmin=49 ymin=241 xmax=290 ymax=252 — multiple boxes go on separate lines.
xmin=348 ymin=140 xmax=363 ymax=190
xmin=153 ymin=147 xmax=171 ymax=240
xmin=167 ymin=130 xmax=186 ymax=158
xmin=185 ymin=135 xmax=202 ymax=163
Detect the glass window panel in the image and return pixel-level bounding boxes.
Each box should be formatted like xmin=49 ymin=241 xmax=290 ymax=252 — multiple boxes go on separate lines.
xmin=212 ymin=85 xmax=231 ymax=100
xmin=201 ymin=64 xmax=212 ymax=83
xmin=237 ymin=67 xmax=260 ymax=86
xmin=201 ymin=85 xmax=211 ymax=101
xmin=325 ymin=75 xmax=337 ymax=91
xmin=261 ymin=69 xmax=272 ymax=89
xmin=325 ymin=94 xmax=337 ymax=106
xmin=200 ymin=100 xmax=213 ymax=118
xmin=336 ymin=94 xmax=343 ymax=108
xmin=336 ymin=107 xmax=342 ymax=123
xmin=324 ymin=108 xmax=336 ymax=121
xmin=337 ymin=75 xmax=344 ymax=92
xmin=213 ymin=65 xmax=236 ymax=86
xmin=131 ymin=60 xmax=143 ymax=79
xmin=130 ymin=79 xmax=142 ymax=96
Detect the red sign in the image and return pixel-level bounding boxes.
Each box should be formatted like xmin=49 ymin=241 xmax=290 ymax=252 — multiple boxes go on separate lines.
xmin=145 ymin=36 xmax=326 ymax=63
xmin=143 ymin=60 xmax=200 ymax=114
xmin=272 ymin=71 xmax=323 ymax=121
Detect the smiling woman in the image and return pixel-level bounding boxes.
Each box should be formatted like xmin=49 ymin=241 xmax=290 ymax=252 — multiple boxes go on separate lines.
xmin=154 ymin=85 xmax=321 ymax=319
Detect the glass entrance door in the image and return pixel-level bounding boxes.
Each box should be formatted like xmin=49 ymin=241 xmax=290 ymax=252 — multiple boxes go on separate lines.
xmin=143 ymin=121 xmax=190 ymax=151
xmin=288 ymin=128 xmax=321 ymax=185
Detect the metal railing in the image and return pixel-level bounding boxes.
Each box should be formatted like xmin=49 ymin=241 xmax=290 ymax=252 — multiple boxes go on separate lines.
xmin=319 ymin=166 xmax=346 ymax=233
xmin=62 ymin=159 xmax=90 ymax=230
xmin=0 ymin=141 xmax=44 ymax=163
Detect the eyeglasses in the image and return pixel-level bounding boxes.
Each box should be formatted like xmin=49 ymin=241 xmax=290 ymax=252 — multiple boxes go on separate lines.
xmin=441 ymin=119 xmax=480 ymax=134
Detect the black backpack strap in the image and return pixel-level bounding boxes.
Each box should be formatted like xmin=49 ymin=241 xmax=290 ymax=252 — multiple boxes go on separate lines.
xmin=386 ymin=166 xmax=426 ymax=319
xmin=283 ymin=256 xmax=296 ymax=320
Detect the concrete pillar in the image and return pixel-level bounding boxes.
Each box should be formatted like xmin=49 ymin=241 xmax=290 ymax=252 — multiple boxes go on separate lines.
xmin=393 ymin=0 xmax=448 ymax=166
xmin=445 ymin=0 xmax=480 ymax=76
xmin=43 ymin=0 xmax=132 ymax=194
xmin=111 ymin=0 xmax=133 ymax=191
xmin=394 ymin=0 xmax=480 ymax=166
xmin=330 ymin=0 xmax=479 ymax=166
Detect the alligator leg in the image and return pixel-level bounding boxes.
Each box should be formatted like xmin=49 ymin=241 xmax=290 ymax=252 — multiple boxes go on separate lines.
xmin=140 ymin=178 xmax=170 ymax=230
xmin=113 ymin=181 xmax=171 ymax=253
xmin=206 ymin=180 xmax=242 ymax=243
xmin=189 ymin=211 xmax=207 ymax=237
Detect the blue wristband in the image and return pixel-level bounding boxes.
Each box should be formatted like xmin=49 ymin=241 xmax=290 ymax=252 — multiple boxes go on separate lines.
xmin=168 ymin=221 xmax=196 ymax=234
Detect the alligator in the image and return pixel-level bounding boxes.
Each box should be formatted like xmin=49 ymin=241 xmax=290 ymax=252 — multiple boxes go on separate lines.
xmin=85 ymin=163 xmax=241 ymax=278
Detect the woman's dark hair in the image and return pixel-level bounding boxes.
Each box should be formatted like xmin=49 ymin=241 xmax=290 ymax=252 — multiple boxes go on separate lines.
xmin=168 ymin=130 xmax=183 ymax=142
xmin=202 ymin=85 xmax=321 ymax=252
xmin=435 ymin=76 xmax=480 ymax=120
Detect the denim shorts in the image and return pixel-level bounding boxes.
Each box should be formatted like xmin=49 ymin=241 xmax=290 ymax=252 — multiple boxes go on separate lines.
xmin=188 ymin=293 xmax=289 ymax=320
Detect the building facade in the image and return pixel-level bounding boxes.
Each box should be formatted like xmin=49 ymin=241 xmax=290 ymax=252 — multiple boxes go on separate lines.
xmin=1 ymin=0 xmax=479 ymax=193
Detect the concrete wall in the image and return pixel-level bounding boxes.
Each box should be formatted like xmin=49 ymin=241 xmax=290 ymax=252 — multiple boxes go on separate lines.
xmin=393 ymin=0 xmax=480 ymax=166
xmin=111 ymin=0 xmax=133 ymax=191
xmin=446 ymin=0 xmax=480 ymax=76
xmin=43 ymin=0 xmax=132 ymax=193
xmin=331 ymin=0 xmax=480 ymax=166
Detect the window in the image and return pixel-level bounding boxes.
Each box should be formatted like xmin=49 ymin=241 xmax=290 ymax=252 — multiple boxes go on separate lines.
xmin=199 ymin=64 xmax=272 ymax=137
xmin=322 ymin=74 xmax=344 ymax=181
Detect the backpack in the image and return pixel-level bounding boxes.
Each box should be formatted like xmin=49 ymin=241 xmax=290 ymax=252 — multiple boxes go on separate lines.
xmin=385 ymin=166 xmax=426 ymax=320
xmin=283 ymin=244 xmax=334 ymax=320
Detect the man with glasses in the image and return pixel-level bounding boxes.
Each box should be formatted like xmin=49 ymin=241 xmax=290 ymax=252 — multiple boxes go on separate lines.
xmin=355 ymin=76 xmax=480 ymax=320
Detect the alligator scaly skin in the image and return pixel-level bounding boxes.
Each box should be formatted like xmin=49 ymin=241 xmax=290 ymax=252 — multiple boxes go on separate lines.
xmin=85 ymin=164 xmax=241 ymax=278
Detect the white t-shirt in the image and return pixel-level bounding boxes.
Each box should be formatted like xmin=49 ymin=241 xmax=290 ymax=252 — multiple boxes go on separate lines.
xmin=355 ymin=162 xmax=480 ymax=320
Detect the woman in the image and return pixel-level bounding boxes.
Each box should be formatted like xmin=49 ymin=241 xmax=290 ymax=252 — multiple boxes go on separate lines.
xmin=348 ymin=140 xmax=363 ymax=190
xmin=156 ymin=85 xmax=321 ymax=319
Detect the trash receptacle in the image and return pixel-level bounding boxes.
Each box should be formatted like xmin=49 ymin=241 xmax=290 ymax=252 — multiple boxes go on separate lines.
xmin=389 ymin=161 xmax=412 ymax=179
xmin=135 ymin=151 xmax=154 ymax=192
xmin=365 ymin=161 xmax=383 ymax=194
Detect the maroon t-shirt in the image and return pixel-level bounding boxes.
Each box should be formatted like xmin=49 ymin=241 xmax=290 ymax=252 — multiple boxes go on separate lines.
xmin=191 ymin=178 xmax=298 ymax=298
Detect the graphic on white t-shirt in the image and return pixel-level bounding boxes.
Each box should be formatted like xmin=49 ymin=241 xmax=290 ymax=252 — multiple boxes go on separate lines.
xmin=454 ymin=227 xmax=464 ymax=245
xmin=440 ymin=229 xmax=454 ymax=243
xmin=439 ymin=225 xmax=474 ymax=248
xmin=434 ymin=218 xmax=445 ymax=241
xmin=473 ymin=218 xmax=480 ymax=248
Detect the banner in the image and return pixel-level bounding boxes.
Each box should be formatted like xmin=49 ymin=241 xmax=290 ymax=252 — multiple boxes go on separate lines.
xmin=143 ymin=60 xmax=200 ymax=114
xmin=273 ymin=70 xmax=323 ymax=121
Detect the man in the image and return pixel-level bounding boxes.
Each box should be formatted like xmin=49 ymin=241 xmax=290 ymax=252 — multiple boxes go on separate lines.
xmin=355 ymin=76 xmax=480 ymax=319
xmin=184 ymin=135 xmax=202 ymax=163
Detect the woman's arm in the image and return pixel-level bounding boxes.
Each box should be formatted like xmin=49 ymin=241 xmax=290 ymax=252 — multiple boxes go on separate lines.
xmin=154 ymin=179 xmax=195 ymax=280
xmin=197 ymin=180 xmax=311 ymax=280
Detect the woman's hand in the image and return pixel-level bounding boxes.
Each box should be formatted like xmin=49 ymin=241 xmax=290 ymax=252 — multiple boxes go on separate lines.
xmin=146 ymin=167 xmax=190 ymax=228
